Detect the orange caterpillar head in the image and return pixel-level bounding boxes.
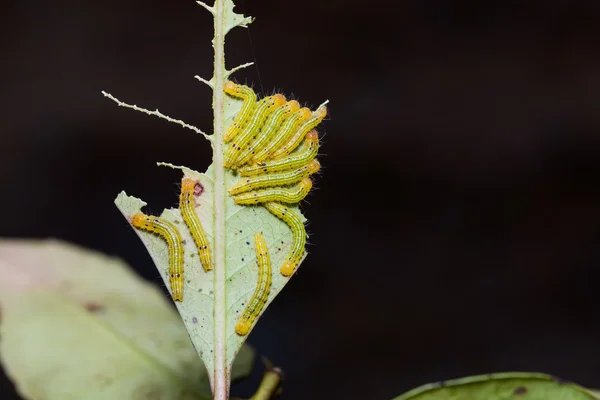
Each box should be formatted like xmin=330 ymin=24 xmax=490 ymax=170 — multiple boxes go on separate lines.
xmin=131 ymin=212 xmax=149 ymax=228
xmin=300 ymin=177 xmax=313 ymax=191
xmin=285 ymin=100 xmax=300 ymax=113
xmin=280 ymin=262 xmax=297 ymax=277
xmin=181 ymin=177 xmax=199 ymax=194
xmin=305 ymin=130 xmax=319 ymax=143
xmin=297 ymin=107 xmax=312 ymax=121
xmin=307 ymin=159 xmax=321 ymax=175
xmin=270 ymin=94 xmax=286 ymax=107
xmin=235 ymin=319 xmax=251 ymax=336
xmin=223 ymin=81 xmax=238 ymax=95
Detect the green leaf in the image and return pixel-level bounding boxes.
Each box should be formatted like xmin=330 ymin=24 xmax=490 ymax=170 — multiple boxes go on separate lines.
xmin=105 ymin=2 xmax=327 ymax=396
xmin=114 ymin=163 xmax=305 ymax=373
xmin=392 ymin=372 xmax=600 ymax=400
xmin=0 ymin=239 xmax=254 ymax=400
xmin=107 ymin=1 xmax=315 ymax=397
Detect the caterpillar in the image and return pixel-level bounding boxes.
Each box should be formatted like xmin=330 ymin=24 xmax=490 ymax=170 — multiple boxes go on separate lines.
xmin=229 ymin=159 xmax=321 ymax=196
xmin=131 ymin=212 xmax=184 ymax=302
xmin=223 ymin=82 xmax=257 ymax=143
xmin=180 ymin=177 xmax=213 ymax=272
xmin=234 ymin=100 xmax=300 ymax=167
xmin=238 ymin=131 xmax=320 ymax=177
xmin=235 ymin=232 xmax=272 ymax=336
xmin=263 ymin=202 xmax=307 ymax=277
xmin=251 ymin=106 xmax=312 ymax=164
xmin=232 ymin=177 xmax=313 ymax=205
xmin=270 ymin=105 xmax=327 ymax=159
xmin=224 ymin=94 xmax=287 ymax=169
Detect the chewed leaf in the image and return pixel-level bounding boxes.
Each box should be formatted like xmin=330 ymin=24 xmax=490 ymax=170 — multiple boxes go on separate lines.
xmin=104 ymin=1 xmax=326 ymax=396
xmin=392 ymin=372 xmax=600 ymax=400
xmin=0 ymin=239 xmax=254 ymax=400
xmin=114 ymin=160 xmax=306 ymax=380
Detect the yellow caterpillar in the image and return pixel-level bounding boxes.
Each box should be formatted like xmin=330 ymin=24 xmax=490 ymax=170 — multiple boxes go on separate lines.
xmin=234 ymin=100 xmax=300 ymax=167
xmin=228 ymin=160 xmax=320 ymax=196
xmin=179 ymin=177 xmax=213 ymax=272
xmin=263 ymin=202 xmax=307 ymax=277
xmin=224 ymin=94 xmax=286 ymax=169
xmin=223 ymin=81 xmax=257 ymax=143
xmin=251 ymin=106 xmax=312 ymax=164
xmin=236 ymin=232 xmax=272 ymax=336
xmin=232 ymin=177 xmax=313 ymax=205
xmin=238 ymin=131 xmax=320 ymax=177
xmin=131 ymin=212 xmax=184 ymax=302
xmin=270 ymin=105 xmax=327 ymax=159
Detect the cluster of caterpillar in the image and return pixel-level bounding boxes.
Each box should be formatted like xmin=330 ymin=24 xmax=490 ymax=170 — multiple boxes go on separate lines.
xmin=223 ymin=81 xmax=325 ymax=278
xmin=130 ymin=177 xmax=212 ymax=302
xmin=224 ymin=81 xmax=326 ymax=336
xmin=128 ymin=81 xmax=326 ymax=327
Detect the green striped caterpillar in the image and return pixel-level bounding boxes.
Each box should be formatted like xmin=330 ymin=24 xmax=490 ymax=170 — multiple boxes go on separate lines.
xmin=232 ymin=177 xmax=313 ymax=205
xmin=238 ymin=131 xmax=320 ymax=177
xmin=228 ymin=159 xmax=321 ymax=195
xmin=251 ymin=106 xmax=312 ymax=164
xmin=236 ymin=232 xmax=272 ymax=336
xmin=234 ymin=100 xmax=300 ymax=167
xmin=270 ymin=105 xmax=327 ymax=159
xmin=223 ymin=82 xmax=257 ymax=143
xmin=180 ymin=177 xmax=212 ymax=272
xmin=263 ymin=202 xmax=307 ymax=277
xmin=131 ymin=212 xmax=184 ymax=302
xmin=224 ymin=94 xmax=286 ymax=169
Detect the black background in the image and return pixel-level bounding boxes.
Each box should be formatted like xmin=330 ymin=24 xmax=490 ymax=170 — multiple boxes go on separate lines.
xmin=2 ymin=1 xmax=600 ymax=399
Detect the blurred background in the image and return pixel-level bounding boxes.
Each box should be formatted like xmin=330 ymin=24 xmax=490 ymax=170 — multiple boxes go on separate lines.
xmin=2 ymin=0 xmax=600 ymax=399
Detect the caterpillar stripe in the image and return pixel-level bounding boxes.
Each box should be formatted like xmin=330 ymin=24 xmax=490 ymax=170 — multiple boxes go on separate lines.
xmin=223 ymin=82 xmax=257 ymax=143
xmin=263 ymin=202 xmax=307 ymax=277
xmin=238 ymin=131 xmax=320 ymax=177
xmin=224 ymin=94 xmax=286 ymax=169
xmin=180 ymin=177 xmax=213 ymax=272
xmin=251 ymin=107 xmax=312 ymax=163
xmin=131 ymin=212 xmax=184 ymax=302
xmin=229 ymin=159 xmax=321 ymax=196
xmin=235 ymin=232 xmax=272 ymax=336
xmin=234 ymin=100 xmax=300 ymax=167
xmin=232 ymin=177 xmax=313 ymax=205
xmin=270 ymin=105 xmax=327 ymax=159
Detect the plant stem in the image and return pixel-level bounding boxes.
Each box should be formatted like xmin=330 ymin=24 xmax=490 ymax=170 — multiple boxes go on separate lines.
xmin=250 ymin=368 xmax=284 ymax=400
xmin=212 ymin=0 xmax=228 ymax=399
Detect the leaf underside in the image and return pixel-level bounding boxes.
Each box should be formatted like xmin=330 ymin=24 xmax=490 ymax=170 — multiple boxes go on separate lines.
xmin=114 ymin=93 xmax=307 ymax=379
xmin=393 ymin=372 xmax=600 ymax=400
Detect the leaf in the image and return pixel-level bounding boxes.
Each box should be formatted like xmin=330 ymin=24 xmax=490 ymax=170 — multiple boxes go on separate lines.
xmin=114 ymin=163 xmax=305 ymax=374
xmin=0 ymin=239 xmax=254 ymax=400
xmin=392 ymin=372 xmax=600 ymax=400
xmin=104 ymin=1 xmax=327 ymax=397
xmin=105 ymin=0 xmax=319 ymax=397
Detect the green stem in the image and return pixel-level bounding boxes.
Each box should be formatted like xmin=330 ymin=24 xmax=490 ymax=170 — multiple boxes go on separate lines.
xmin=212 ymin=0 xmax=228 ymax=398
xmin=250 ymin=368 xmax=284 ymax=400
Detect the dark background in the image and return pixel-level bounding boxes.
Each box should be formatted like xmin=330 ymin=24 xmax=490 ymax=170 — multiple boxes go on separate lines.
xmin=2 ymin=0 xmax=600 ymax=399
